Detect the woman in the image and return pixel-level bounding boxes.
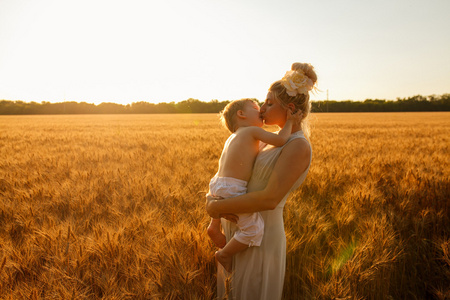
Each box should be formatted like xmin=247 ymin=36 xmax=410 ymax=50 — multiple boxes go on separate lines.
xmin=206 ymin=62 xmax=317 ymax=300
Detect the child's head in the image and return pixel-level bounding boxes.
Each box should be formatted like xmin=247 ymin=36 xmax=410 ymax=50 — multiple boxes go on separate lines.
xmin=220 ymin=98 xmax=260 ymax=133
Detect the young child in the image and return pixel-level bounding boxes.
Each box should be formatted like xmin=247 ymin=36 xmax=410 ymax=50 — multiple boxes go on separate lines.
xmin=207 ymin=98 xmax=298 ymax=272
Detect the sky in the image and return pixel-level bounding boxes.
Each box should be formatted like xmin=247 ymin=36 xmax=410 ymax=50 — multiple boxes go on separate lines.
xmin=0 ymin=0 xmax=449 ymax=105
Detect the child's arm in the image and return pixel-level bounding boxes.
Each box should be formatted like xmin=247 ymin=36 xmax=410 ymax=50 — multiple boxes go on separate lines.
xmin=251 ymin=109 xmax=301 ymax=147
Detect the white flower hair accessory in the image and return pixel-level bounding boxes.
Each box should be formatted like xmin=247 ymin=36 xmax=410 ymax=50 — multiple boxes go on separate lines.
xmin=280 ymin=69 xmax=314 ymax=97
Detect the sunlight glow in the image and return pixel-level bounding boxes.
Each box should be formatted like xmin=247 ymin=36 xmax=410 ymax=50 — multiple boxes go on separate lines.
xmin=1 ymin=0 xmax=449 ymax=105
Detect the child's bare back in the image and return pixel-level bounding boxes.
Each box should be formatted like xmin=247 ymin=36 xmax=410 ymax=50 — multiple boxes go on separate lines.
xmin=216 ymin=127 xmax=261 ymax=182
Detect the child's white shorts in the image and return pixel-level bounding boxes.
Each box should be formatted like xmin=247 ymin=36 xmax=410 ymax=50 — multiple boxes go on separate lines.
xmin=209 ymin=175 xmax=264 ymax=247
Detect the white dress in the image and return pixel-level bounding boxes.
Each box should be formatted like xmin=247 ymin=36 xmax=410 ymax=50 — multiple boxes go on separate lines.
xmin=217 ymin=131 xmax=312 ymax=300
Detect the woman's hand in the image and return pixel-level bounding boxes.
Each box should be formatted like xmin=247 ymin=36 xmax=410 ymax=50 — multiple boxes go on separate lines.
xmin=206 ymin=193 xmax=222 ymax=219
xmin=206 ymin=193 xmax=239 ymax=223
xmin=221 ymin=213 xmax=239 ymax=224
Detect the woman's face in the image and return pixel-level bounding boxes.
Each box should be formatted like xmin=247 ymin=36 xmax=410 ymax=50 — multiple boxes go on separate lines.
xmin=260 ymin=91 xmax=287 ymax=126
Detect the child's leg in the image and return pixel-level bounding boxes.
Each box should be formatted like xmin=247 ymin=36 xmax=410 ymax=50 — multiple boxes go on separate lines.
xmin=215 ymin=237 xmax=248 ymax=273
xmin=207 ymin=218 xmax=226 ymax=248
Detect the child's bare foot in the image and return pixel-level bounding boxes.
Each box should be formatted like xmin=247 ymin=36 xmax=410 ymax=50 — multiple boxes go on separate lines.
xmin=215 ymin=250 xmax=232 ymax=273
xmin=207 ymin=225 xmax=226 ymax=248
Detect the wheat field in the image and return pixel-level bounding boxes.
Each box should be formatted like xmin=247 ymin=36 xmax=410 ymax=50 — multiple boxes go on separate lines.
xmin=0 ymin=112 xmax=449 ymax=299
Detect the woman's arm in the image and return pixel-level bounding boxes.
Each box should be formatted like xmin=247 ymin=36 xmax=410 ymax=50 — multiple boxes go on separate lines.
xmin=206 ymin=138 xmax=311 ymax=218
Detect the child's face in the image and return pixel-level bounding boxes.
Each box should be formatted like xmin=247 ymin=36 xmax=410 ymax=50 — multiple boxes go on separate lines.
xmin=243 ymin=101 xmax=263 ymax=127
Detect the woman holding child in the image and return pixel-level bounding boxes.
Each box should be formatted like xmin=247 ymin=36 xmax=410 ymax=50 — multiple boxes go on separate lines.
xmin=206 ymin=62 xmax=317 ymax=299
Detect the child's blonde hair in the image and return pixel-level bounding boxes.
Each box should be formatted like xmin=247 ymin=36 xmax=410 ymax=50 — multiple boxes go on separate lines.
xmin=220 ymin=98 xmax=256 ymax=133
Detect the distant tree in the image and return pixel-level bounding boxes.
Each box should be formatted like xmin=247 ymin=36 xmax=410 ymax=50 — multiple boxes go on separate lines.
xmin=154 ymin=102 xmax=177 ymax=114
xmin=97 ymin=102 xmax=126 ymax=114
xmin=130 ymin=101 xmax=157 ymax=114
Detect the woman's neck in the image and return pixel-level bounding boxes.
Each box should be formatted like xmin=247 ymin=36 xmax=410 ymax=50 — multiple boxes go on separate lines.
xmin=278 ymin=121 xmax=301 ymax=133
xmin=291 ymin=122 xmax=302 ymax=133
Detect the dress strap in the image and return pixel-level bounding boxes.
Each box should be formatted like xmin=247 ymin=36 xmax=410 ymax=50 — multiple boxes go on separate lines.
xmin=282 ymin=130 xmax=312 ymax=163
xmin=284 ymin=130 xmax=309 ymax=146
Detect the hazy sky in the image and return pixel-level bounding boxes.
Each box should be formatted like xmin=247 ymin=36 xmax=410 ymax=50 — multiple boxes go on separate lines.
xmin=1 ymin=0 xmax=449 ymax=105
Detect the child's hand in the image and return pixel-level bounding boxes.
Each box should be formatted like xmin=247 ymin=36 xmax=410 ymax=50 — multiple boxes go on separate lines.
xmin=286 ymin=108 xmax=303 ymax=122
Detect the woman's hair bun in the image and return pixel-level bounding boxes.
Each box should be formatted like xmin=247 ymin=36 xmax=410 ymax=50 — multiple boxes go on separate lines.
xmin=291 ymin=63 xmax=317 ymax=85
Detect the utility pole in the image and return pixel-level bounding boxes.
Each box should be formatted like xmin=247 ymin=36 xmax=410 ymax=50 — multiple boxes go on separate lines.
xmin=327 ymin=89 xmax=329 ymax=112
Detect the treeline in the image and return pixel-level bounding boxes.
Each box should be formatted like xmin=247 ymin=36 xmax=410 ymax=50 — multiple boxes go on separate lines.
xmin=0 ymin=94 xmax=449 ymax=115
xmin=312 ymin=94 xmax=450 ymax=112
xmin=0 ymin=98 xmax=231 ymax=115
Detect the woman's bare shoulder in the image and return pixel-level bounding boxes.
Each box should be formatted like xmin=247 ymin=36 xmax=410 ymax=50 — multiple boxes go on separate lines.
xmin=281 ymin=137 xmax=311 ymax=159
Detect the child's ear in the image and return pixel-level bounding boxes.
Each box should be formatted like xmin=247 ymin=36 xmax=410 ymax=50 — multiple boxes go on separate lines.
xmin=237 ymin=109 xmax=246 ymax=119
